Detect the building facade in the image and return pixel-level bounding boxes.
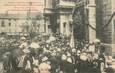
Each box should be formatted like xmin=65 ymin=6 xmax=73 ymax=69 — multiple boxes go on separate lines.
xmin=0 ymin=13 xmax=45 ymax=35
xmin=44 ymin=0 xmax=75 ymax=36
xmin=96 ymin=0 xmax=115 ymax=54
xmin=72 ymin=0 xmax=97 ymax=42
xmin=56 ymin=0 xmax=75 ymax=37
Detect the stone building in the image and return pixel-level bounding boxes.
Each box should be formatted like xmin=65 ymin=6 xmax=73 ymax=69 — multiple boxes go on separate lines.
xmin=96 ymin=0 xmax=115 ymax=54
xmin=44 ymin=0 xmax=75 ymax=36
xmin=0 ymin=13 xmax=45 ymax=35
xmin=71 ymin=0 xmax=96 ymax=42
xmin=56 ymin=0 xmax=75 ymax=37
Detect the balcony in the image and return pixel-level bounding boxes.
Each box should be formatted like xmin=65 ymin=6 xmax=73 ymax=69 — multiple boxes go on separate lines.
xmin=44 ymin=8 xmax=55 ymax=15
xmin=57 ymin=0 xmax=75 ymax=9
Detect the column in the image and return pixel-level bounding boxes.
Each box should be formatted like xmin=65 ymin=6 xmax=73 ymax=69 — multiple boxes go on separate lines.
xmin=60 ymin=15 xmax=65 ymax=34
xmin=65 ymin=14 xmax=69 ymax=37
xmin=45 ymin=17 xmax=50 ymax=34
xmin=88 ymin=0 xmax=96 ymax=42
xmin=66 ymin=22 xmax=69 ymax=37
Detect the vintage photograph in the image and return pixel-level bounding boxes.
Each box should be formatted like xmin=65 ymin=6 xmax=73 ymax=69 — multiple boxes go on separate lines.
xmin=0 ymin=0 xmax=115 ymax=73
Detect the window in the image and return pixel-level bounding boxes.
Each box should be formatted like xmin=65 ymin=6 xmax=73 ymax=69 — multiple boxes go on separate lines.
xmin=9 ymin=23 xmax=11 ymax=26
xmin=63 ymin=22 xmax=66 ymax=28
xmin=1 ymin=20 xmax=5 ymax=27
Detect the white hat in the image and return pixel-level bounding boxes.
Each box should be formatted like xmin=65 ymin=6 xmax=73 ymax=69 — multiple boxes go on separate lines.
xmin=94 ymin=39 xmax=100 ymax=43
xmin=77 ymin=50 xmax=81 ymax=56
xmin=21 ymin=37 xmax=26 ymax=40
xmin=30 ymin=42 xmax=40 ymax=49
xmin=57 ymin=49 xmax=61 ymax=52
xmin=67 ymin=58 xmax=72 ymax=63
xmin=23 ymin=48 xmax=30 ymax=53
xmin=61 ymin=54 xmax=67 ymax=60
xmin=72 ymin=49 xmax=76 ymax=53
xmin=51 ymin=52 xmax=56 ymax=56
xmin=42 ymin=56 xmax=48 ymax=62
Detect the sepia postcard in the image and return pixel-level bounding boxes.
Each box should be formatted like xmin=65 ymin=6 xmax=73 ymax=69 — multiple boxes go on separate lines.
xmin=0 ymin=0 xmax=115 ymax=73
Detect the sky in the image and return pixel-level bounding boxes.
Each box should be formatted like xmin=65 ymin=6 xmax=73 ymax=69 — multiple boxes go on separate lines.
xmin=0 ymin=0 xmax=44 ymax=14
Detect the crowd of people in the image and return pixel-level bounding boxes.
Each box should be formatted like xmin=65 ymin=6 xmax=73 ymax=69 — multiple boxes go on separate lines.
xmin=0 ymin=34 xmax=112 ymax=73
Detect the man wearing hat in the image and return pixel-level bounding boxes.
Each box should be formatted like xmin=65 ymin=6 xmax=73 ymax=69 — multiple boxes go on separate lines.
xmin=18 ymin=37 xmax=32 ymax=73
xmin=18 ymin=37 xmax=28 ymax=68
xmin=19 ymin=37 xmax=28 ymax=50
